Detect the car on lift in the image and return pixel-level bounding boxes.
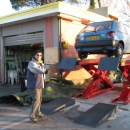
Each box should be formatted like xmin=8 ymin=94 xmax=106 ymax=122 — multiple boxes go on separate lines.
xmin=75 ymin=20 xmax=130 ymax=60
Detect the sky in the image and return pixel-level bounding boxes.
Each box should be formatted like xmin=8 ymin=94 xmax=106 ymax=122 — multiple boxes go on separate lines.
xmin=0 ymin=0 xmax=16 ymax=17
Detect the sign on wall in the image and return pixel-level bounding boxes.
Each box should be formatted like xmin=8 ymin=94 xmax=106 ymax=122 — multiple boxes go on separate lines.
xmin=44 ymin=47 xmax=59 ymax=64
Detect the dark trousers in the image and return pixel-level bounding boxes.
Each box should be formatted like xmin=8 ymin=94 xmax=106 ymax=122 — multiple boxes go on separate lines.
xmin=29 ymin=88 xmax=42 ymax=118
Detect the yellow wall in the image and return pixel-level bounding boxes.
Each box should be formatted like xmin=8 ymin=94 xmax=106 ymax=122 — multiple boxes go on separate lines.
xmin=61 ymin=19 xmax=91 ymax=80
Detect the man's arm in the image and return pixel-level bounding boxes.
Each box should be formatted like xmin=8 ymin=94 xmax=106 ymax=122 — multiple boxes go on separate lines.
xmin=28 ymin=61 xmax=46 ymax=74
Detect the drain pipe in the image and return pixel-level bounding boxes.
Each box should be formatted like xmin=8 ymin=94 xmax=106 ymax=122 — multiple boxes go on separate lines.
xmin=58 ymin=17 xmax=62 ymax=78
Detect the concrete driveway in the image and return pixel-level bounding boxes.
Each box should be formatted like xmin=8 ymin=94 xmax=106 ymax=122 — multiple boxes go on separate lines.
xmin=0 ymin=83 xmax=130 ymax=130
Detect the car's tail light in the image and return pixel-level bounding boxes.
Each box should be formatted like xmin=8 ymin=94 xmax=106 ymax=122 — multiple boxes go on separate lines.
xmin=75 ymin=36 xmax=80 ymax=41
xmin=106 ymin=31 xmax=115 ymax=38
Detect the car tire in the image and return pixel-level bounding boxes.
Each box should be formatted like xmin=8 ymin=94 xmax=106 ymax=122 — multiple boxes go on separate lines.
xmin=114 ymin=43 xmax=123 ymax=59
xmin=78 ymin=52 xmax=88 ymax=60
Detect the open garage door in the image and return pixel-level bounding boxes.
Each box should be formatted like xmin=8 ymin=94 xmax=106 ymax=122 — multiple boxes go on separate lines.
xmin=3 ymin=32 xmax=43 ymax=46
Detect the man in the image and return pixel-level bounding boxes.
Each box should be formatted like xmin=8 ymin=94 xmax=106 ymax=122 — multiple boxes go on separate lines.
xmin=27 ymin=50 xmax=50 ymax=122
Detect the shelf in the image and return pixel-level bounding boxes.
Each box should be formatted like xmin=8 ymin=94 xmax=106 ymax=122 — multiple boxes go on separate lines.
xmin=6 ymin=55 xmax=14 ymax=56
xmin=6 ymin=60 xmax=15 ymax=62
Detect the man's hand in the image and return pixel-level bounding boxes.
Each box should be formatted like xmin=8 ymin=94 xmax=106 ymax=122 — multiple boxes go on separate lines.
xmin=45 ymin=69 xmax=51 ymax=74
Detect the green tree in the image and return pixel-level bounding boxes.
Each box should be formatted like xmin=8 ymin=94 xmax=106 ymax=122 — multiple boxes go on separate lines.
xmin=10 ymin=0 xmax=101 ymax=11
xmin=89 ymin=0 xmax=95 ymax=9
xmin=10 ymin=0 xmax=60 ymax=10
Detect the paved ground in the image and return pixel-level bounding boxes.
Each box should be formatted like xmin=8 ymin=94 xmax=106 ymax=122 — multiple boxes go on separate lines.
xmin=0 ymin=83 xmax=130 ymax=130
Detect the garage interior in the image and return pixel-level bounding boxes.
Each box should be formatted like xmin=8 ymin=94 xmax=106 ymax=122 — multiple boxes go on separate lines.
xmin=4 ymin=31 xmax=44 ymax=84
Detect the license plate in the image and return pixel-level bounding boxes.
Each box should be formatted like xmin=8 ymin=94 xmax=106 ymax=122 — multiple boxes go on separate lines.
xmin=86 ymin=36 xmax=99 ymax=40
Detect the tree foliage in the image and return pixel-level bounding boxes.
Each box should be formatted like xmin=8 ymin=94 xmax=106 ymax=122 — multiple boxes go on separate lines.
xmin=10 ymin=0 xmax=97 ymax=11
xmin=100 ymin=0 xmax=130 ymax=21
xmin=89 ymin=0 xmax=95 ymax=9
xmin=9 ymin=0 xmax=130 ymax=22
xmin=10 ymin=0 xmax=60 ymax=10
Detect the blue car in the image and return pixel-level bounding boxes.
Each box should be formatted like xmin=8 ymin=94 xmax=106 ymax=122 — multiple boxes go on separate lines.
xmin=75 ymin=20 xmax=130 ymax=60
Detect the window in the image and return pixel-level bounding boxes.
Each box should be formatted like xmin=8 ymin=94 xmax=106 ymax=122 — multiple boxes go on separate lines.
xmin=80 ymin=21 xmax=113 ymax=33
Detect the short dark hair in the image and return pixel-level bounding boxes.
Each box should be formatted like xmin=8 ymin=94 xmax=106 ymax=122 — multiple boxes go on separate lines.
xmin=34 ymin=50 xmax=43 ymax=55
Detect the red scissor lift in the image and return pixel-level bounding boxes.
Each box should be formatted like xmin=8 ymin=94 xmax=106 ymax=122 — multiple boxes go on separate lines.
xmin=112 ymin=60 xmax=130 ymax=104
xmin=75 ymin=59 xmax=114 ymax=99
xmin=75 ymin=59 xmax=130 ymax=104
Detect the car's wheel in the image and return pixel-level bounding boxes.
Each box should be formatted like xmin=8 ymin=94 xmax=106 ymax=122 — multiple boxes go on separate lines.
xmin=114 ymin=43 xmax=123 ymax=59
xmin=78 ymin=52 xmax=88 ymax=60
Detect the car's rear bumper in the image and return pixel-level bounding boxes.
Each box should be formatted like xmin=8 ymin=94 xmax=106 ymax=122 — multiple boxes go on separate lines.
xmin=75 ymin=40 xmax=118 ymax=48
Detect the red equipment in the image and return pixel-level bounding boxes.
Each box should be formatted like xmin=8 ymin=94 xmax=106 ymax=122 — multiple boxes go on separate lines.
xmin=112 ymin=60 xmax=130 ymax=104
xmin=75 ymin=59 xmax=114 ymax=99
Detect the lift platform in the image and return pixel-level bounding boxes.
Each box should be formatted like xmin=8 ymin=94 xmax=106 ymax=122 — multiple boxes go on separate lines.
xmin=75 ymin=57 xmax=119 ymax=99
xmin=112 ymin=60 xmax=130 ymax=104
xmin=58 ymin=57 xmax=130 ymax=104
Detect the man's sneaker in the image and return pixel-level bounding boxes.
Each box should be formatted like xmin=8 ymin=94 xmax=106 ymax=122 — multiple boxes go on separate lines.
xmin=37 ymin=113 xmax=46 ymax=118
xmin=30 ymin=117 xmax=38 ymax=122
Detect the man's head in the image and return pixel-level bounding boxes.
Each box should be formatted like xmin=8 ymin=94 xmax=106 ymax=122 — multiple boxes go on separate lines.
xmin=34 ymin=50 xmax=43 ymax=62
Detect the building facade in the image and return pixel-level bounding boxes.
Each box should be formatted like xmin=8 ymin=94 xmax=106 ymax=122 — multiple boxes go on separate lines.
xmin=0 ymin=2 xmax=115 ymax=84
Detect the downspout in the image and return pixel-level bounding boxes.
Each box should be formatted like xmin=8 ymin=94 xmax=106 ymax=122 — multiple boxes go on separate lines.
xmin=0 ymin=28 xmax=1 ymax=84
xmin=0 ymin=27 xmax=4 ymax=84
xmin=58 ymin=16 xmax=62 ymax=78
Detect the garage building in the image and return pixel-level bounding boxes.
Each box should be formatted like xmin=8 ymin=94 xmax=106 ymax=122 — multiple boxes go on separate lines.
xmin=0 ymin=2 xmax=118 ymax=84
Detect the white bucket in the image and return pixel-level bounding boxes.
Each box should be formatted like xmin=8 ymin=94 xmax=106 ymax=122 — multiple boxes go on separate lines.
xmin=25 ymin=79 xmax=27 ymax=87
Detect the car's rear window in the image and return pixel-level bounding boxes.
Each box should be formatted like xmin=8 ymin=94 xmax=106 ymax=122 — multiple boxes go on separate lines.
xmin=80 ymin=21 xmax=113 ymax=33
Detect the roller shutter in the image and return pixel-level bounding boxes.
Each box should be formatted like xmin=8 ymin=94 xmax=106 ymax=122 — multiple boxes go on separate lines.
xmin=3 ymin=32 xmax=43 ymax=46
